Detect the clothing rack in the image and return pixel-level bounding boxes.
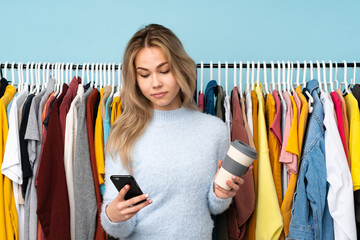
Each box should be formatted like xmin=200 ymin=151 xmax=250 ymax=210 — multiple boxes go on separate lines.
xmin=0 ymin=62 xmax=360 ymax=70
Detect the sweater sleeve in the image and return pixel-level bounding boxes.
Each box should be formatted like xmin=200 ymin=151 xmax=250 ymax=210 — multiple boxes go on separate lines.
xmin=207 ymin=119 xmax=232 ymax=215
xmin=100 ymin=153 xmax=137 ymax=238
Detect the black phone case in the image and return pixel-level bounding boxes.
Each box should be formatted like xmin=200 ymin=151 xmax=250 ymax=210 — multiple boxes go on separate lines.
xmin=110 ymin=175 xmax=145 ymax=205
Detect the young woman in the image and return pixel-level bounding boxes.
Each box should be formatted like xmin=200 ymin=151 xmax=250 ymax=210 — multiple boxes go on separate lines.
xmin=101 ymin=24 xmax=244 ymax=239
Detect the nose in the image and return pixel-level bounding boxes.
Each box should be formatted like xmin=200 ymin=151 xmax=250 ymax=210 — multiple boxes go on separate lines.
xmin=151 ymin=73 xmax=163 ymax=88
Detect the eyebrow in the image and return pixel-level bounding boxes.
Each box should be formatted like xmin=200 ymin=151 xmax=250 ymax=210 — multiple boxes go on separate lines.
xmin=136 ymin=62 xmax=168 ymax=71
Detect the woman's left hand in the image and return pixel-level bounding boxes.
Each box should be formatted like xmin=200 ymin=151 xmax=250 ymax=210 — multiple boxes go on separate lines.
xmin=213 ymin=160 xmax=244 ymax=199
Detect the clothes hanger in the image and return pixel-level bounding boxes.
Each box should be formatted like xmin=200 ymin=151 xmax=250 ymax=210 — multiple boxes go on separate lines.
xmin=17 ymin=62 xmax=22 ymax=91
xmin=277 ymin=61 xmax=284 ymax=101
xmin=329 ymin=60 xmax=334 ymax=92
xmin=75 ymin=64 xmax=79 ymax=81
xmin=11 ymin=62 xmax=15 ymax=86
xmin=302 ymin=60 xmax=307 ymax=88
xmin=3 ymin=61 xmax=8 ymax=80
xmin=309 ymin=60 xmax=314 ymax=80
xmin=233 ymin=61 xmax=237 ymax=88
xmin=65 ymin=62 xmax=69 ymax=86
xmin=246 ymin=61 xmax=250 ymax=94
xmin=94 ymin=63 xmax=99 ymax=89
xmin=0 ymin=62 xmax=3 ymax=80
xmin=30 ymin=62 xmax=37 ymax=94
xmin=281 ymin=61 xmax=287 ymax=93
xmin=256 ymin=60 xmax=260 ymax=89
xmin=58 ymin=63 xmax=65 ymax=97
xmin=352 ymin=60 xmax=356 ymax=86
xmin=271 ymin=61 xmax=276 ymax=92
xmin=114 ymin=63 xmax=121 ymax=97
xmin=90 ymin=63 xmax=95 ymax=89
xmin=286 ymin=61 xmax=292 ymax=93
xmin=100 ymin=63 xmax=104 ymax=89
xmin=54 ymin=63 xmax=59 ymax=97
xmin=110 ymin=62 xmax=116 ymax=98
xmin=41 ymin=62 xmax=46 ymax=91
xmin=217 ymin=61 xmax=221 ymax=87
xmin=35 ymin=63 xmax=40 ymax=94
xmin=334 ymin=61 xmax=339 ymax=90
xmin=290 ymin=61 xmax=295 ymax=93
xmin=238 ymin=61 xmax=243 ymax=98
xmin=321 ymin=60 xmax=328 ymax=93
xmin=263 ymin=61 xmax=269 ymax=95
xmin=251 ymin=61 xmax=255 ymax=91
xmin=225 ymin=61 xmax=228 ymax=96
xmin=81 ymin=62 xmax=86 ymax=85
xmin=316 ymin=60 xmax=323 ymax=92
xmin=86 ymin=62 xmax=90 ymax=86
xmin=343 ymin=60 xmax=350 ymax=94
xmin=296 ymin=60 xmax=300 ymax=87
xmin=200 ymin=61 xmax=204 ymax=94
xmin=210 ymin=61 xmax=213 ymax=81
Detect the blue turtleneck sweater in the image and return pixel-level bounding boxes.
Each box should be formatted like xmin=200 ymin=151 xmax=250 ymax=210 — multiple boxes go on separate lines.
xmin=101 ymin=106 xmax=232 ymax=239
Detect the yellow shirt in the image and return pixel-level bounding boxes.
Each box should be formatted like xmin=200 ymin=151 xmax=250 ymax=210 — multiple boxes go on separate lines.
xmin=94 ymin=88 xmax=105 ymax=186
xmin=110 ymin=96 xmax=122 ymax=126
xmin=255 ymin=86 xmax=283 ymax=240
xmin=344 ymin=93 xmax=360 ymax=191
xmin=1 ymin=85 xmax=18 ymax=240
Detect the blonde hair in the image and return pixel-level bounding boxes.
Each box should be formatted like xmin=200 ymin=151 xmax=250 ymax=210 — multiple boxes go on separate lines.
xmin=106 ymin=24 xmax=198 ymax=174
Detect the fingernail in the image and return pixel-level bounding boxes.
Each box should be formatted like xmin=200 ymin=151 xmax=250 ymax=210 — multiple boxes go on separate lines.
xmin=125 ymin=185 xmax=129 ymax=189
xmin=231 ymin=176 xmax=236 ymax=180
xmin=149 ymin=199 xmax=153 ymax=204
xmin=144 ymin=193 xmax=149 ymax=198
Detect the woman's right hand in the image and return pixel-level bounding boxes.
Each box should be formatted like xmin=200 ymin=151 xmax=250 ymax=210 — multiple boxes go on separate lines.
xmin=105 ymin=184 xmax=152 ymax=223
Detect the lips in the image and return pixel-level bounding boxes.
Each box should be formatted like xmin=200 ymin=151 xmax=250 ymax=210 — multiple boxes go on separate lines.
xmin=151 ymin=92 xmax=167 ymax=98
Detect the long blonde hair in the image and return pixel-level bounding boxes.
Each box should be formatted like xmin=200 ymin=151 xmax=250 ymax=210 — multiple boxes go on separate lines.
xmin=106 ymin=24 xmax=198 ymax=174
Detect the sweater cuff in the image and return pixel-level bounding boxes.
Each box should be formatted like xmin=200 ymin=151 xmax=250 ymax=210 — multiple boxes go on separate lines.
xmin=208 ymin=181 xmax=232 ymax=215
xmin=100 ymin=201 xmax=136 ymax=238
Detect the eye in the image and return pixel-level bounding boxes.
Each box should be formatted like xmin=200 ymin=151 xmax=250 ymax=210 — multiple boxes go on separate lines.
xmin=140 ymin=74 xmax=150 ymax=78
xmin=160 ymin=69 xmax=170 ymax=74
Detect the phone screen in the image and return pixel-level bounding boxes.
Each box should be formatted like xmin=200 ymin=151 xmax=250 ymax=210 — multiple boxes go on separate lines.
xmin=110 ymin=175 xmax=145 ymax=205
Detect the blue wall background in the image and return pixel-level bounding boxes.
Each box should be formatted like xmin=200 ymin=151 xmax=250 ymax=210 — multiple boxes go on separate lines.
xmin=1 ymin=0 xmax=360 ymax=93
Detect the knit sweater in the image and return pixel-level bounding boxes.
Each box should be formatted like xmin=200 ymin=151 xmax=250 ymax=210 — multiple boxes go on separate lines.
xmin=101 ymin=106 xmax=232 ymax=239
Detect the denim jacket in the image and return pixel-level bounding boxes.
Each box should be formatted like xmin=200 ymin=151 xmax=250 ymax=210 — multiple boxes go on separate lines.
xmin=288 ymin=80 xmax=334 ymax=240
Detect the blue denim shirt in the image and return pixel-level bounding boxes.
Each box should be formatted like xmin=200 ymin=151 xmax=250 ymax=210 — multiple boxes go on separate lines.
xmin=288 ymin=80 xmax=334 ymax=240
xmin=204 ymin=80 xmax=217 ymax=116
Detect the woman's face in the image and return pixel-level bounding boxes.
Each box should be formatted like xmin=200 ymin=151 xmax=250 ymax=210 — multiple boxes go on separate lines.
xmin=135 ymin=47 xmax=182 ymax=111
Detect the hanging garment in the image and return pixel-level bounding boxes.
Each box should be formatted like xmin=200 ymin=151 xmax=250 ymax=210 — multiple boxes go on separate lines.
xmin=103 ymin=96 xmax=113 ymax=145
xmin=254 ymin=85 xmax=283 ymax=239
xmin=321 ymin=91 xmax=357 ymax=240
xmin=24 ymin=78 xmax=55 ymax=240
xmin=331 ymin=91 xmax=350 ymax=166
xmin=352 ymin=84 xmax=360 ymax=110
xmin=0 ymin=78 xmax=9 ymax=99
xmin=2 ymin=86 xmax=28 ymax=240
xmin=284 ymin=95 xmax=299 ymax=182
xmin=265 ymin=92 xmax=282 ymax=207
xmin=74 ymin=86 xmax=98 ymax=240
xmin=245 ymin=91 xmax=253 ymax=137
xmin=21 ymin=89 xmax=46 ymax=240
xmin=270 ymin=90 xmax=283 ymax=205
xmin=281 ymin=85 xmax=309 ymax=237
xmin=244 ymin=89 xmax=259 ymax=240
xmin=288 ymin=80 xmax=334 ymax=240
xmin=94 ymin=87 xmax=105 ymax=195
xmin=227 ymin=87 xmax=255 ymax=240
xmin=19 ymin=94 xmax=35 ymax=199
xmin=110 ymin=96 xmax=122 ymax=126
xmin=215 ymin=85 xmax=225 ymax=121
xmin=0 ymin=85 xmax=18 ymax=240
xmin=36 ymin=84 xmax=70 ymax=239
xmin=337 ymin=88 xmax=350 ymax=164
xmin=59 ymin=76 xmax=81 ymax=141
xmin=204 ymin=80 xmax=217 ymax=115
xmin=198 ymin=91 xmax=204 ymax=112
xmin=86 ymin=88 xmax=104 ymax=240
xmin=64 ymin=84 xmax=84 ymax=240
xmin=224 ymin=95 xmax=232 ymax=143
xmin=279 ymin=93 xmax=288 ymax=198
xmin=240 ymin=96 xmax=255 ymax=149
xmin=344 ymin=92 xmax=360 ymax=191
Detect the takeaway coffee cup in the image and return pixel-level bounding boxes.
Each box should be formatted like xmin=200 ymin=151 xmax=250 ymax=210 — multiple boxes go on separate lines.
xmin=215 ymin=140 xmax=257 ymax=190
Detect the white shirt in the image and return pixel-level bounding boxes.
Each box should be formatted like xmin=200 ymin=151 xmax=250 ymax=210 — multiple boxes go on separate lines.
xmin=245 ymin=91 xmax=253 ymax=137
xmin=321 ymin=91 xmax=357 ymax=240
xmin=224 ymin=95 xmax=232 ymax=143
xmin=64 ymin=84 xmax=84 ymax=240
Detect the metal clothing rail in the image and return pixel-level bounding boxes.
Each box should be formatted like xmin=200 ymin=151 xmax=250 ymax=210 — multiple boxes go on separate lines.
xmin=0 ymin=62 xmax=359 ymax=70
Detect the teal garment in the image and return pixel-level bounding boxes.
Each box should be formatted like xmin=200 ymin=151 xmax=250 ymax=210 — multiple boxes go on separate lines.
xmin=101 ymin=96 xmax=113 ymax=196
xmin=103 ymin=96 xmax=112 ymax=145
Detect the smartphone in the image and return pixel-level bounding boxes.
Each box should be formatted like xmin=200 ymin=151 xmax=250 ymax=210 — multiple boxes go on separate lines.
xmin=110 ymin=175 xmax=146 ymax=205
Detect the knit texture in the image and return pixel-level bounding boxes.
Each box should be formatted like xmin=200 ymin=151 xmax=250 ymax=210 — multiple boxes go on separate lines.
xmin=101 ymin=106 xmax=232 ymax=239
